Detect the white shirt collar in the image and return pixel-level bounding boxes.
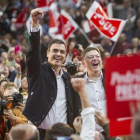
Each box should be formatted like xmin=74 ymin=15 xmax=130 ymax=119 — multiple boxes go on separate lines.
xmin=85 ymin=71 xmax=103 ymax=82
xmin=52 ymin=68 xmax=63 ymax=78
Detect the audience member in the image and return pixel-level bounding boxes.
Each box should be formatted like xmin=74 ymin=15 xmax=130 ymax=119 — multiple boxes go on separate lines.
xmin=7 ymin=124 xmax=40 ymax=140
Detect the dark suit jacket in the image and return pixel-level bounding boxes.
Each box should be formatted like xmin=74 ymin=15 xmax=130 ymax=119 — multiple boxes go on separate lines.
xmin=23 ymin=31 xmax=80 ymax=127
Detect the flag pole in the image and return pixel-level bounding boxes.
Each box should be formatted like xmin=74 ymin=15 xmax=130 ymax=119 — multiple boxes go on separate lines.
xmin=78 ymin=26 xmax=90 ymax=43
xmin=110 ymin=41 xmax=117 ymax=55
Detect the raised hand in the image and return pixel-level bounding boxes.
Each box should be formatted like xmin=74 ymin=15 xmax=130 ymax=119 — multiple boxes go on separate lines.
xmin=30 ymin=8 xmax=43 ymax=28
xmin=95 ymin=109 xmax=109 ymax=127
xmin=71 ymin=78 xmax=85 ymax=93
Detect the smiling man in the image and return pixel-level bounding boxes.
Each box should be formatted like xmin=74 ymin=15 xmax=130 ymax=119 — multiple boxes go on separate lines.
xmin=77 ymin=47 xmax=106 ymax=133
xmin=22 ymin=8 xmax=80 ymax=140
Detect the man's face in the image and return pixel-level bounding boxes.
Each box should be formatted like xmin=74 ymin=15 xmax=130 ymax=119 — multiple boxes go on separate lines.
xmin=4 ymin=88 xmax=18 ymax=97
xmin=82 ymin=50 xmax=102 ymax=73
xmin=0 ymin=65 xmax=9 ymax=78
xmin=47 ymin=43 xmax=66 ymax=68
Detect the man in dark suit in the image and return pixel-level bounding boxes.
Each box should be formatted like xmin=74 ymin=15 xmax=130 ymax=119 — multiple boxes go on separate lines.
xmin=23 ymin=8 xmax=80 ymax=140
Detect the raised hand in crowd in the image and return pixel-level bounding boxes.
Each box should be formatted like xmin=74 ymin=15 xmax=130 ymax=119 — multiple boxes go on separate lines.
xmin=71 ymin=78 xmax=92 ymax=109
xmin=71 ymin=78 xmax=86 ymax=94
xmin=130 ymin=101 xmax=140 ymax=140
xmin=14 ymin=62 xmax=21 ymax=78
xmin=95 ymin=109 xmax=109 ymax=127
xmin=31 ymin=8 xmax=43 ymax=28
xmin=73 ymin=116 xmax=82 ymax=133
xmin=71 ymin=78 xmax=95 ymax=140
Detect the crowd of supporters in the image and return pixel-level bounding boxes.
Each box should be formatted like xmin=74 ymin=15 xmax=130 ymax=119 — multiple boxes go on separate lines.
xmin=0 ymin=0 xmax=140 ymax=140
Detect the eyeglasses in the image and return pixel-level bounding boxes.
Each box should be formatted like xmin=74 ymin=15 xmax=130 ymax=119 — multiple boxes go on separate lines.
xmin=84 ymin=55 xmax=101 ymax=60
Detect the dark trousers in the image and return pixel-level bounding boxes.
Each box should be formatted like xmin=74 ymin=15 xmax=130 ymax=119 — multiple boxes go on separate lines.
xmin=38 ymin=128 xmax=46 ymax=140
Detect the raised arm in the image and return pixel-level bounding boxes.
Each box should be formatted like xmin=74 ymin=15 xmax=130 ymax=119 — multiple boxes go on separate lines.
xmin=26 ymin=8 xmax=43 ymax=78
xmin=71 ymin=78 xmax=95 ymax=140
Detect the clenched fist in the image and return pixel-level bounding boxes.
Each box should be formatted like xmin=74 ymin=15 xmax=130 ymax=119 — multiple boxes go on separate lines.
xmin=71 ymin=78 xmax=85 ymax=93
xmin=30 ymin=8 xmax=43 ymax=28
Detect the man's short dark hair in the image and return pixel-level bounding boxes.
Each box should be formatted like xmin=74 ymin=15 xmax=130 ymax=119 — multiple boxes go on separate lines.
xmin=47 ymin=39 xmax=67 ymax=51
xmin=45 ymin=123 xmax=73 ymax=140
xmin=81 ymin=47 xmax=101 ymax=60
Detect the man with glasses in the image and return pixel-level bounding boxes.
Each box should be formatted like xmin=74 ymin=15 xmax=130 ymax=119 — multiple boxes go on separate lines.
xmin=77 ymin=47 xmax=106 ymax=133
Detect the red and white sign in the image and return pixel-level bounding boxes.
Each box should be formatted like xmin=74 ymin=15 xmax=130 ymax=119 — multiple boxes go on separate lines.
xmin=103 ymin=3 xmax=113 ymax=18
xmin=83 ymin=20 xmax=95 ymax=33
xmin=84 ymin=2 xmax=113 ymax=33
xmin=36 ymin=0 xmax=54 ymax=12
xmin=48 ymin=0 xmax=54 ymax=6
xmin=49 ymin=8 xmax=78 ymax=40
xmin=14 ymin=7 xmax=28 ymax=28
xmin=86 ymin=1 xmax=126 ymax=42
xmin=48 ymin=3 xmax=60 ymax=36
xmin=109 ymin=118 xmax=132 ymax=137
xmin=48 ymin=3 xmax=63 ymax=39
xmin=73 ymin=0 xmax=81 ymax=7
xmin=60 ymin=10 xmax=78 ymax=40
xmin=105 ymin=55 xmax=140 ymax=119
xmin=36 ymin=0 xmax=48 ymax=12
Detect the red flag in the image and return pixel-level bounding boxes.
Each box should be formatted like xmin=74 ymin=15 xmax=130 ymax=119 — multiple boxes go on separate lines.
xmin=60 ymin=10 xmax=78 ymax=40
xmin=110 ymin=118 xmax=132 ymax=137
xmin=99 ymin=0 xmax=104 ymax=8
xmin=14 ymin=7 xmax=28 ymax=28
xmin=36 ymin=0 xmax=47 ymax=7
xmin=49 ymin=8 xmax=78 ymax=40
xmin=83 ymin=20 xmax=95 ymax=33
xmin=48 ymin=3 xmax=63 ymax=39
xmin=48 ymin=0 xmax=54 ymax=6
xmin=83 ymin=2 xmax=112 ymax=33
xmin=36 ymin=0 xmax=54 ymax=12
xmin=103 ymin=3 xmax=113 ymax=18
xmin=86 ymin=1 xmax=126 ymax=42
xmin=72 ymin=0 xmax=81 ymax=7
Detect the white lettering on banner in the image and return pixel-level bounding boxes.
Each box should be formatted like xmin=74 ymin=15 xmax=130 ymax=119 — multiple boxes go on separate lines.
xmin=110 ymin=71 xmax=140 ymax=85
xmin=110 ymin=70 xmax=140 ymax=101
xmin=63 ymin=21 xmax=72 ymax=35
xmin=93 ymin=13 xmax=116 ymax=35
xmin=116 ymin=84 xmax=140 ymax=101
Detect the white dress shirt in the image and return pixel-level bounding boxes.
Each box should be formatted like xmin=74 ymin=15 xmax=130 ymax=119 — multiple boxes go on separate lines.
xmin=80 ymin=107 xmax=95 ymax=140
xmin=39 ymin=69 xmax=67 ymax=129
xmin=84 ymin=71 xmax=106 ymax=132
